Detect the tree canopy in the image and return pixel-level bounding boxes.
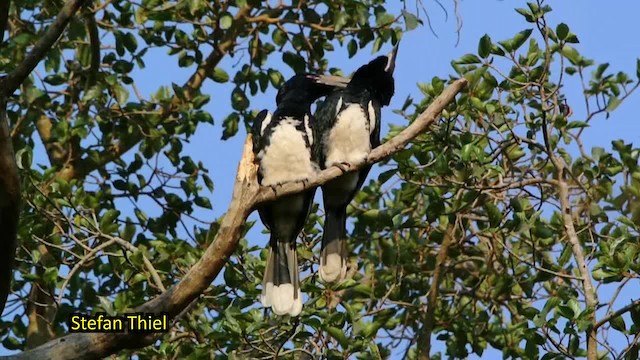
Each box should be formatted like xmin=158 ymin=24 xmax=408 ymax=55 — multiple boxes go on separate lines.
xmin=1 ymin=0 xmax=639 ymax=359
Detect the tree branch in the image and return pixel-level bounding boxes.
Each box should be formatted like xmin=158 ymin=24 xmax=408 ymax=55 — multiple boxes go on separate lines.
xmin=1 ymin=0 xmax=88 ymax=97
xmin=7 ymin=79 xmax=467 ymax=360
xmin=254 ymin=78 xmax=468 ymax=205
xmin=418 ymin=221 xmax=456 ymax=360
xmin=594 ymin=299 xmax=640 ymax=331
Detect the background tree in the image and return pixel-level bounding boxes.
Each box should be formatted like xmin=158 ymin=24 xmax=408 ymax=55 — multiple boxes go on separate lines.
xmin=1 ymin=1 xmax=640 ymax=360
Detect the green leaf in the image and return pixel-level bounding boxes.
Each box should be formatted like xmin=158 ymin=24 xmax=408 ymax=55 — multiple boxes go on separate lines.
xmin=457 ymin=54 xmax=482 ymax=64
xmin=112 ymin=83 xmax=129 ymax=103
xmin=15 ymin=147 xmax=32 ymax=170
xmin=220 ymin=12 xmax=233 ymax=30
xmin=123 ymin=32 xmax=138 ymax=53
xmin=334 ymin=12 xmax=348 ymax=32
xmin=402 ymin=10 xmax=419 ymax=31
xmin=98 ymin=296 xmax=116 ymax=316
xmin=556 ymin=23 xmax=569 ymax=40
xmin=347 ymin=39 xmax=358 ymax=58
xmin=515 ymin=8 xmax=535 ymax=22
xmin=372 ymin=37 xmax=383 ymax=54
xmin=610 ymin=316 xmax=626 ymax=332
xmin=565 ymin=121 xmax=588 ymax=129
xmin=485 ymin=203 xmax=502 ymax=228
xmin=195 ymin=196 xmax=212 ymax=209
xmin=43 ymin=267 xmax=58 ymax=286
xmin=211 ymin=67 xmax=229 ymax=83
xmin=100 ymin=209 xmax=121 ymax=230
xmin=326 ymin=327 xmax=350 ymax=347
xmin=272 ymin=29 xmax=287 ymax=47
xmin=478 ymin=34 xmax=492 ymax=59
xmin=561 ymin=46 xmax=581 ymax=65
xmin=282 ymin=52 xmax=306 ymax=73
xmin=222 ymin=112 xmax=240 ymax=140
xmin=231 ymin=88 xmax=249 ymax=111
xmin=2 ymin=337 xmax=21 ymax=350
xmin=606 ymin=97 xmax=622 ymax=112
xmin=335 ymin=278 xmax=357 ymax=290
xmin=120 ymin=222 xmax=136 ymax=242
xmin=83 ymin=86 xmax=103 ymax=102
xmin=511 ymin=29 xmax=533 ymax=51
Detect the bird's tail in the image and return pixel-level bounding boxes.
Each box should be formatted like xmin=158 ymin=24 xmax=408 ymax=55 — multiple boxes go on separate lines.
xmin=319 ymin=208 xmax=348 ymax=283
xmin=260 ymin=236 xmax=302 ymax=316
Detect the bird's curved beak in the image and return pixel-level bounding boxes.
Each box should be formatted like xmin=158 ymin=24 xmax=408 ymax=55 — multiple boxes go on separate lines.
xmin=315 ymin=74 xmax=350 ymax=89
xmin=385 ymin=42 xmax=399 ymax=74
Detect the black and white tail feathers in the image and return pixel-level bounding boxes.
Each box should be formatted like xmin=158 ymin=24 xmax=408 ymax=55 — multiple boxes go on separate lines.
xmin=252 ymin=75 xmax=338 ymax=315
xmin=253 ymin=109 xmax=314 ymax=316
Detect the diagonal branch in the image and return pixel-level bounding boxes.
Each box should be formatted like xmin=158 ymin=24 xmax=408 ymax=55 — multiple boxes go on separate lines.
xmin=254 ymin=78 xmax=469 ymax=204
xmin=1 ymin=0 xmax=88 ymax=97
xmin=594 ymin=298 xmax=640 ymax=331
xmin=7 ymin=79 xmax=467 ymax=360
xmin=418 ymin=221 xmax=456 ymax=360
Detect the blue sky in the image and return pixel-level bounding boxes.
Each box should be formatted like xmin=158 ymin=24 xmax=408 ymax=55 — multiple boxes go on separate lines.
xmin=5 ymin=0 xmax=640 ymax=357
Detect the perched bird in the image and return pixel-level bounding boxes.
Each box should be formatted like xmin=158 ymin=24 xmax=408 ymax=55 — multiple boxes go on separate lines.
xmin=314 ymin=45 xmax=398 ymax=283
xmin=253 ymin=74 xmax=341 ymax=315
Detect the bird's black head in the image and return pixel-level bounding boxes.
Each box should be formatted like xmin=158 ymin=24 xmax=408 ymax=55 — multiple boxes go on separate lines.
xmin=349 ymin=44 xmax=398 ymax=106
xmin=275 ymin=74 xmax=337 ymax=106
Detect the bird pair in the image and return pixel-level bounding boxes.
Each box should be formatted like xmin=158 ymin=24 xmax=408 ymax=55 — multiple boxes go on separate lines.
xmin=252 ymin=45 xmax=398 ymax=316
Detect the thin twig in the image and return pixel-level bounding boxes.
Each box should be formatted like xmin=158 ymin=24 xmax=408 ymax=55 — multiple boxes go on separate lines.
xmin=1 ymin=0 xmax=88 ymax=97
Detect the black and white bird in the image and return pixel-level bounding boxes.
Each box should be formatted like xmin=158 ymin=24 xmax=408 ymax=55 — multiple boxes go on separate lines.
xmin=253 ymin=74 xmax=341 ymax=315
xmin=314 ymin=45 xmax=398 ymax=283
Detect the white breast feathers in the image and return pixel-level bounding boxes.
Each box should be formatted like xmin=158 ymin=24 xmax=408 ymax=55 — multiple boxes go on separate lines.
xmin=323 ymin=103 xmax=371 ymax=168
xmin=259 ymin=118 xmax=318 ymax=186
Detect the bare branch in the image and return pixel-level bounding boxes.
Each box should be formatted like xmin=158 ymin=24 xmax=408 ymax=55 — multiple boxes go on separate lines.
xmin=1 ymin=0 xmax=88 ymax=97
xmin=594 ymin=299 xmax=640 ymax=331
xmin=7 ymin=79 xmax=467 ymax=360
xmin=417 ymin=221 xmax=456 ymax=360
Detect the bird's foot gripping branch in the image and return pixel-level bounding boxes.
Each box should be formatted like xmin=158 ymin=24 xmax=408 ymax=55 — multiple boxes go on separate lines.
xmin=8 ymin=78 xmax=467 ymax=360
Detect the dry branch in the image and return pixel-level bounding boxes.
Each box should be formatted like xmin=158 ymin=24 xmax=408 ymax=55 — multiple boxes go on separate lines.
xmin=594 ymin=299 xmax=640 ymax=331
xmin=418 ymin=221 xmax=456 ymax=360
xmin=6 ymin=79 xmax=467 ymax=360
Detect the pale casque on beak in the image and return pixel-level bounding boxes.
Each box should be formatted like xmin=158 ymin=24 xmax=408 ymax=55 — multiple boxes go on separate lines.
xmin=385 ymin=42 xmax=399 ymax=74
xmin=314 ymin=41 xmax=399 ymax=88
xmin=314 ymin=74 xmax=350 ymax=88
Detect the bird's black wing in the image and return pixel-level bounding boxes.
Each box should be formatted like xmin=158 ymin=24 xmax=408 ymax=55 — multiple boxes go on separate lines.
xmin=313 ymin=91 xmax=344 ymax=168
xmin=252 ymin=109 xmax=271 ymax=155
xmin=368 ymin=98 xmax=382 ymax=148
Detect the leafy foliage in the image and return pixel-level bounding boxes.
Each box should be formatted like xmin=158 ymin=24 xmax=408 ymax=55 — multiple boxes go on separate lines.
xmin=1 ymin=0 xmax=640 ymax=359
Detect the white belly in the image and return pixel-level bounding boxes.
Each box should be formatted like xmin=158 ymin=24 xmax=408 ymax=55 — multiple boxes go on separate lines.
xmin=259 ymin=121 xmax=317 ymax=186
xmin=323 ymin=104 xmax=371 ymax=168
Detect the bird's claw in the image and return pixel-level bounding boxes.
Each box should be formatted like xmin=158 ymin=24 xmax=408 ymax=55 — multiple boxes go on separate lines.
xmin=335 ymin=162 xmax=351 ymax=173
xmin=296 ymin=178 xmax=310 ymax=187
xmin=269 ymin=183 xmax=281 ymax=194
